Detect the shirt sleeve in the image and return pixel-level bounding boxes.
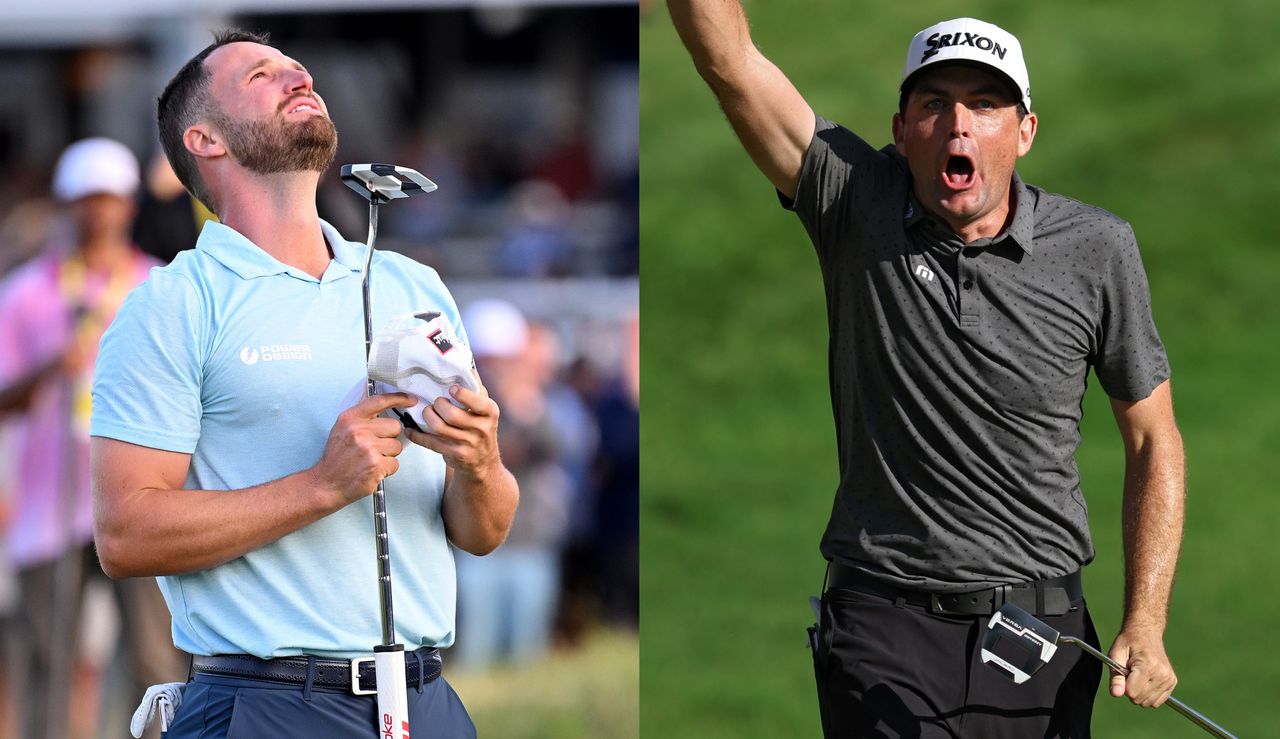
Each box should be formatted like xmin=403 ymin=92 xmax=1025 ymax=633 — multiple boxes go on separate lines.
xmin=780 ymin=115 xmax=908 ymax=269
xmin=90 ymin=270 xmax=205 ymax=453
xmin=1093 ymin=224 xmax=1170 ymax=401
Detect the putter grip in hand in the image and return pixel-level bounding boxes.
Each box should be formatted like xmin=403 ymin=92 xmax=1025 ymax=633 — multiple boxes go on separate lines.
xmin=1063 ymin=638 xmax=1238 ymax=738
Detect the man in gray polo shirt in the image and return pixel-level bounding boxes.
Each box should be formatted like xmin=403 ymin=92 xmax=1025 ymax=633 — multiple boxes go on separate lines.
xmin=670 ymin=7 xmax=1186 ymax=737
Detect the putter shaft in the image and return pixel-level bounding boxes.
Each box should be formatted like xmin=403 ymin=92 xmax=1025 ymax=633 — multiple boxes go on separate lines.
xmin=1060 ymin=637 xmax=1236 ymax=739
xmin=363 ymin=200 xmax=396 ymax=647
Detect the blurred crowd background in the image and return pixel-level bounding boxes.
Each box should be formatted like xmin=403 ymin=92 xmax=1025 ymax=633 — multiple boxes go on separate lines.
xmin=0 ymin=1 xmax=637 ymax=737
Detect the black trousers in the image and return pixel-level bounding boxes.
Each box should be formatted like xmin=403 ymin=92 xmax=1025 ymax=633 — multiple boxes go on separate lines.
xmin=811 ymin=585 xmax=1102 ymax=738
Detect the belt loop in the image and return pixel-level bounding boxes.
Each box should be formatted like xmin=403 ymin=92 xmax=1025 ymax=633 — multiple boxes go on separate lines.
xmin=1035 ymin=581 xmax=1046 ymax=618
xmin=993 ymin=584 xmax=1009 ymax=612
xmin=893 ymin=595 xmax=906 ymax=609
xmin=303 ymin=655 xmax=316 ymax=702
xmin=414 ymin=649 xmax=425 ymax=693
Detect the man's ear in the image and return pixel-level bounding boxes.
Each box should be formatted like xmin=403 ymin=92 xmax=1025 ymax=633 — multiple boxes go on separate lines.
xmin=1017 ymin=112 xmax=1038 ymax=158
xmin=183 ymin=124 xmax=226 ymax=160
xmin=892 ymin=112 xmax=905 ymax=151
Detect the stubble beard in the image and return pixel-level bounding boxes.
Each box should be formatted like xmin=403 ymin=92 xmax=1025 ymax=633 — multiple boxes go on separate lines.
xmin=215 ymin=109 xmax=338 ymax=175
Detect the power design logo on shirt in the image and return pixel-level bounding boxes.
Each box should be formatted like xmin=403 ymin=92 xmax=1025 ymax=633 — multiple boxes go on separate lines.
xmin=239 ymin=343 xmax=314 ymax=364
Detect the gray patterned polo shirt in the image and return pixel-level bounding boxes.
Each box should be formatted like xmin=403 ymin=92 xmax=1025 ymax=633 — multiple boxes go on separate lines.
xmin=784 ymin=115 xmax=1170 ymax=591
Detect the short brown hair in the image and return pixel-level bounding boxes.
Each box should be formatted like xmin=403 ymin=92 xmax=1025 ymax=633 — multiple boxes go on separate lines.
xmin=157 ymin=29 xmax=271 ymax=212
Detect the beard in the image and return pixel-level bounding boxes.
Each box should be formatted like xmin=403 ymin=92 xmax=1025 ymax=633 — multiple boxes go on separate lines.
xmin=214 ymin=108 xmax=338 ymax=175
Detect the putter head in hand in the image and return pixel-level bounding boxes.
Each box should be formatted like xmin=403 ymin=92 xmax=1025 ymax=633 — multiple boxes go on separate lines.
xmin=981 ymin=603 xmax=1061 ymax=684
xmin=340 ymin=163 xmax=438 ymax=203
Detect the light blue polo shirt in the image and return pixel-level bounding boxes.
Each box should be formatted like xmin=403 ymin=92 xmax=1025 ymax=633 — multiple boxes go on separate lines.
xmin=92 ymin=219 xmax=465 ymax=658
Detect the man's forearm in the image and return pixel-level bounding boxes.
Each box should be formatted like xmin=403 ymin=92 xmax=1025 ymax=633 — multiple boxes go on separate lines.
xmin=1120 ymin=432 xmax=1185 ymax=631
xmin=442 ymin=463 xmax=519 ymax=556
xmin=94 ymin=467 xmax=346 ymax=579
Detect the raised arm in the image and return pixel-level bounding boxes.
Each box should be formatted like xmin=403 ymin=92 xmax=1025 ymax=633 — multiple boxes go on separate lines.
xmin=92 ymin=392 xmax=415 ymax=578
xmin=668 ymin=0 xmax=815 ymax=198
xmin=1106 ymin=378 xmax=1185 ymax=708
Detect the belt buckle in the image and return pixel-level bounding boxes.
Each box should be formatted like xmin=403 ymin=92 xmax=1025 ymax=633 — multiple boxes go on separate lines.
xmin=928 ymin=593 xmax=965 ymax=616
xmin=350 ymin=657 xmax=376 ymax=695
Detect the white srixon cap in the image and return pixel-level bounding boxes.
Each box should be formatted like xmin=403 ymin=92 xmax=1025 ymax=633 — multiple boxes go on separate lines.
xmin=53 ymin=137 xmax=140 ymax=202
xmin=901 ymin=18 xmax=1031 ymax=112
xmin=367 ymin=311 xmax=481 ymax=429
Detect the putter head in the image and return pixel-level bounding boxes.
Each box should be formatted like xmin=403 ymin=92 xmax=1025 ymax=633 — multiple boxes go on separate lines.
xmin=981 ymin=603 xmax=1061 ymax=684
xmin=340 ymin=163 xmax=438 ymax=203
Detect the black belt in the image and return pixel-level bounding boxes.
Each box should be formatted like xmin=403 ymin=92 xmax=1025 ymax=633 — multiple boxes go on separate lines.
xmin=191 ymin=647 xmax=442 ymax=695
xmin=827 ymin=562 xmax=1083 ymax=617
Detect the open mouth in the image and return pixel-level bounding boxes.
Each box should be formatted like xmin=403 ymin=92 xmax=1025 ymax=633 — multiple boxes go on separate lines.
xmin=942 ymin=155 xmax=976 ymax=189
xmin=282 ymin=97 xmax=321 ymax=116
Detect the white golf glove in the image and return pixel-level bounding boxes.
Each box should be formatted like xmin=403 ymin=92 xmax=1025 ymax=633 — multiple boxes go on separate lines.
xmin=130 ymin=682 xmax=185 ymax=737
xmin=368 ymin=311 xmax=480 ymax=431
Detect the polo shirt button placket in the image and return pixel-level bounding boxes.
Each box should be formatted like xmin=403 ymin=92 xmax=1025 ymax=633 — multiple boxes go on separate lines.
xmin=959 ymin=248 xmax=980 ymax=329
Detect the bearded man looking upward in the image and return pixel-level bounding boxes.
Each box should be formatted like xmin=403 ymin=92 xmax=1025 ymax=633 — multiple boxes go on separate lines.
xmin=90 ymin=30 xmax=518 ymax=738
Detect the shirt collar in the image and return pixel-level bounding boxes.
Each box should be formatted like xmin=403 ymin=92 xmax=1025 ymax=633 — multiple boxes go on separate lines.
xmin=323 ymin=220 xmax=367 ymax=272
xmin=196 ymin=219 xmax=366 ymax=280
xmin=1002 ymin=171 xmax=1036 ymax=254
xmin=903 ymin=170 xmax=1037 ymax=254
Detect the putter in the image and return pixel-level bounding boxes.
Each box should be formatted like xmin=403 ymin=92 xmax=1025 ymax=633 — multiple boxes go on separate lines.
xmin=340 ymin=163 xmax=438 ymax=739
xmin=982 ymin=603 xmax=1237 ymax=739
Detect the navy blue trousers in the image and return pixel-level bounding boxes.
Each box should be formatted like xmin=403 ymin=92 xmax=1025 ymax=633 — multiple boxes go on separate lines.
xmin=165 ymin=671 xmax=476 ymax=739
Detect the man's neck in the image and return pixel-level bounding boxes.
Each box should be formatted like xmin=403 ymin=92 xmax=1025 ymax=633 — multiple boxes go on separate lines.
xmin=939 ymin=200 xmax=1012 ymax=244
xmin=923 ymin=184 xmax=1018 ymax=245
xmin=217 ymin=171 xmax=330 ymax=278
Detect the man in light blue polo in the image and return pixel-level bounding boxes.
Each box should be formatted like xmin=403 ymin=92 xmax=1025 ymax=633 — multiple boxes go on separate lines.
xmin=90 ymin=29 xmax=518 ymax=738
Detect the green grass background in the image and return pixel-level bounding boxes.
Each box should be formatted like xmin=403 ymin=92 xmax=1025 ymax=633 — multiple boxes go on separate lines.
xmin=640 ymin=2 xmax=1280 ymax=736
xmin=450 ymin=630 xmax=639 ymax=738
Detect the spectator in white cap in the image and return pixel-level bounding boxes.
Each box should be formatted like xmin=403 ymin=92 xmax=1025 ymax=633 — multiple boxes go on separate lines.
xmin=0 ymin=138 xmax=184 ymax=739
xmin=453 ymin=300 xmax=572 ymax=671
xmin=672 ymin=5 xmax=1184 ymax=737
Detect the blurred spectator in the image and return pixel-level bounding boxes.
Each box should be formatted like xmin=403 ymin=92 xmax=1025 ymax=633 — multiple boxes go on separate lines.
xmin=452 ymin=300 xmax=573 ymax=671
xmin=528 ymin=323 xmax=598 ymax=547
xmin=496 ymin=180 xmax=575 ymax=278
xmin=0 ymin=139 xmax=184 ymax=739
xmin=0 ymin=198 xmax=58 ymax=277
xmin=130 ymin=153 xmax=204 ymax=265
xmin=380 ymin=131 xmax=469 ymax=245
xmin=531 ymin=120 xmax=596 ymax=202
xmin=591 ymin=313 xmax=638 ymax=626
xmin=0 ymin=418 xmax=18 ymax=737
